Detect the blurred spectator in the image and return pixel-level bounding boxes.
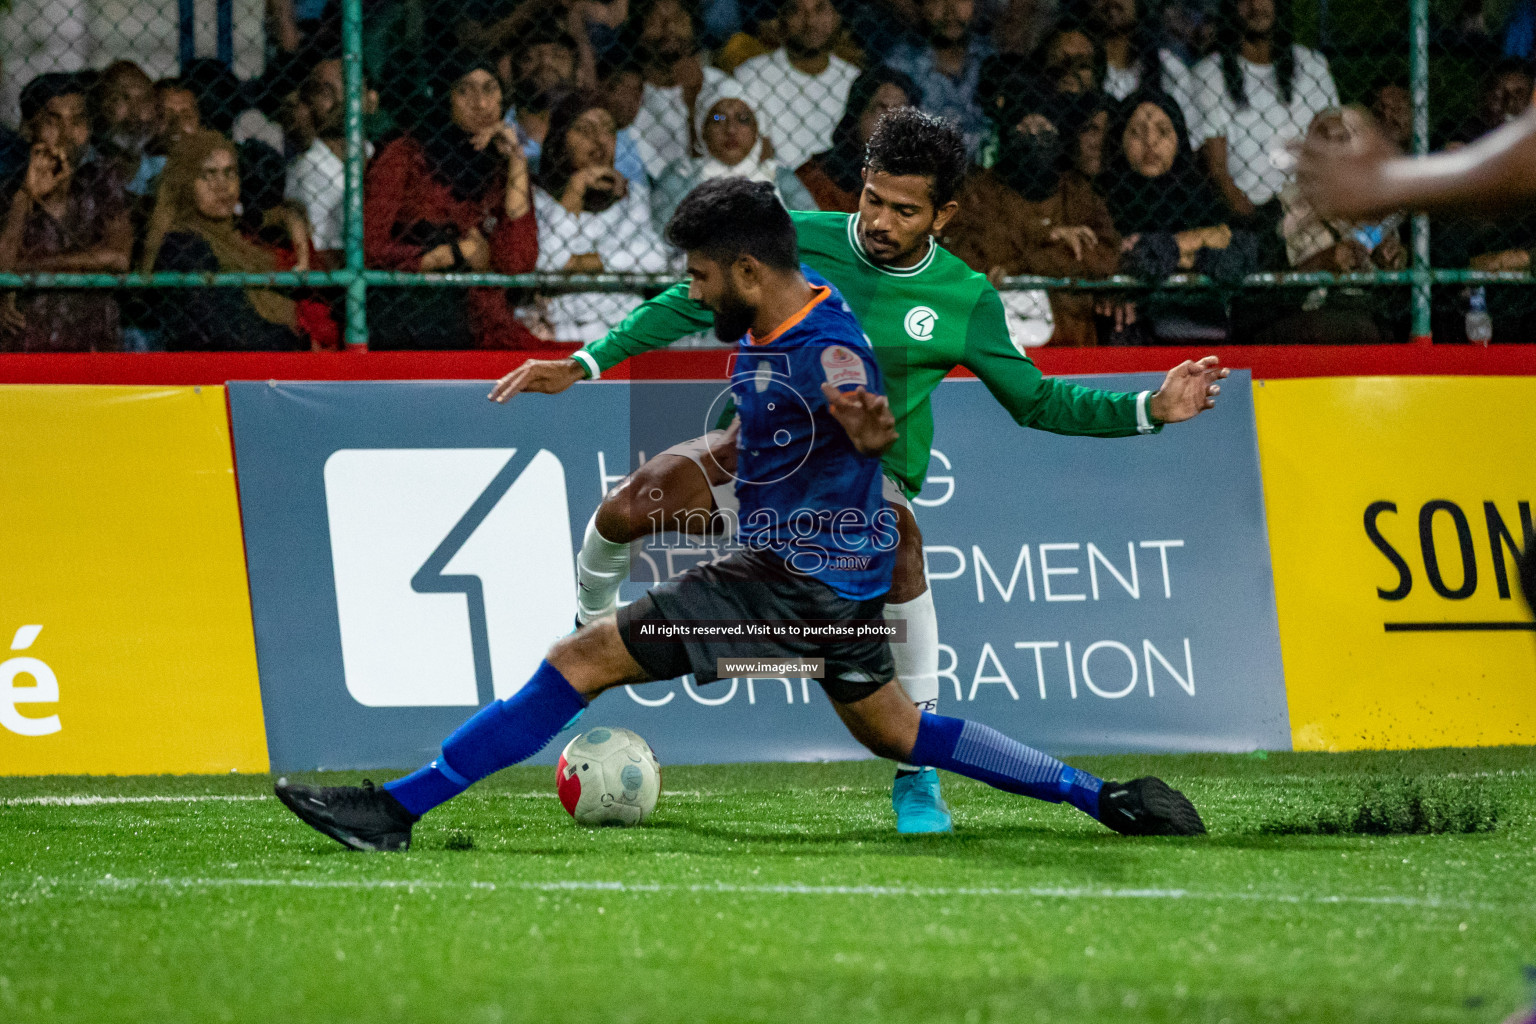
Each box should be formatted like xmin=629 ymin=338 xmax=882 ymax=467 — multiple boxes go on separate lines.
xmin=142 ymin=131 xmax=320 ymax=351
xmin=1449 ymin=58 xmax=1534 ymax=146
xmin=91 ymin=62 xmax=162 ymax=198
xmin=1440 ymin=0 xmax=1494 ymax=53
xmin=597 ymin=57 xmax=652 ymax=186
xmin=888 ymin=0 xmax=996 ymax=156
xmin=364 ymin=51 xmax=539 ymax=349
xmin=181 ymin=59 xmax=247 ymax=137
xmin=1032 ymin=22 xmax=1100 ymax=96
xmin=626 ymin=0 xmax=729 ymax=177
xmin=180 ymin=58 xmax=286 ymax=155
xmin=459 ymin=0 xmax=603 ymax=83
xmin=735 ymin=0 xmax=861 ymax=170
xmin=1368 ymin=80 xmax=1413 ymax=152
xmin=1503 ymin=0 xmax=1536 ymax=60
xmin=652 ymin=78 xmax=816 ymax=225
xmin=1187 ymin=0 xmax=1338 ymax=222
xmin=1068 ymin=90 xmax=1109 ymax=182
xmin=501 ymin=22 xmax=585 ymax=171
xmin=1081 ymin=0 xmax=1197 ymax=126
xmin=1101 ymin=93 xmax=1255 ymax=342
xmin=796 ymin=66 xmax=919 ymax=212
xmin=943 ymin=91 xmax=1120 ymax=346
xmin=266 ymin=0 xmax=336 ymax=56
xmin=240 ymin=141 xmax=296 ymax=240
xmin=1265 ymin=107 xmax=1406 ymax=343
xmin=715 ymin=0 xmax=865 ymax=72
xmin=531 ymin=90 xmax=670 ymax=341
xmin=0 ymin=72 xmax=128 ymax=352
xmin=156 ymin=80 xmax=203 ymax=155
xmin=991 ymin=0 xmax=1062 ymax=58
xmin=1159 ymin=0 xmax=1215 ymax=66
xmin=285 ymin=57 xmax=362 ymax=267
xmin=0 ymin=58 xmax=30 ymax=189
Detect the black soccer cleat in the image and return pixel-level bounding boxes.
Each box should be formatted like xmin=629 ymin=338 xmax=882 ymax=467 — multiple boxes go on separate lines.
xmin=273 ymin=777 xmax=418 ymax=852
xmin=1098 ymin=777 xmax=1206 ymax=836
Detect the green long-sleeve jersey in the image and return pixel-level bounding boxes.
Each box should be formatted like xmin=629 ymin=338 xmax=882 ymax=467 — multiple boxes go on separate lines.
xmin=573 ymin=210 xmax=1160 ymax=498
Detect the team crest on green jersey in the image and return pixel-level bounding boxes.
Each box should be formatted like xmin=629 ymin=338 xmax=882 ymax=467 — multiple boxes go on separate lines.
xmin=904 ymin=306 xmax=938 ymax=341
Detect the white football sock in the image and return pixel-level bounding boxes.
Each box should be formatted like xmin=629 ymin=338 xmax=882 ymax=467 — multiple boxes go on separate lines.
xmin=575 ymin=512 xmax=630 ymax=625
xmin=885 ymin=586 xmax=939 ymax=773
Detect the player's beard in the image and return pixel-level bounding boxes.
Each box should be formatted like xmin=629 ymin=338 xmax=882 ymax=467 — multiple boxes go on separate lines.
xmin=712 ymin=287 xmax=755 ymax=343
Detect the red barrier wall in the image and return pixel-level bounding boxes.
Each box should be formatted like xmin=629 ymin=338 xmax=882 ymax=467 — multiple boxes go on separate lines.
xmin=3 ymin=344 xmax=1536 ymax=384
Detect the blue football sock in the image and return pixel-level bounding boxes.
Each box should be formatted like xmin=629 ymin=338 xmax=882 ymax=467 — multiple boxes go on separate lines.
xmin=909 ymin=712 xmax=1103 ymax=819
xmin=384 ymin=660 xmax=588 ymax=817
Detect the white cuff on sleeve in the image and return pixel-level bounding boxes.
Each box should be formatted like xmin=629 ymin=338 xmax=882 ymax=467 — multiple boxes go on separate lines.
xmin=571 ymin=349 xmax=601 ymax=380
xmin=1136 ymin=390 xmax=1155 ymax=434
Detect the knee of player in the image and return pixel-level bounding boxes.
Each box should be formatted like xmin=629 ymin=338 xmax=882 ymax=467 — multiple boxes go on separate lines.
xmin=595 ymin=481 xmax=651 ymax=543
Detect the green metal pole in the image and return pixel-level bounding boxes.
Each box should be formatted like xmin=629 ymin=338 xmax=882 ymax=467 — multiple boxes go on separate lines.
xmin=1409 ymin=0 xmax=1432 ymax=344
xmin=342 ymin=0 xmax=368 ymax=351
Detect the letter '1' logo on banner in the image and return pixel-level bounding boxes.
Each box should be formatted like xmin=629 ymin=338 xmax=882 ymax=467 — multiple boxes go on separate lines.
xmin=324 ymin=448 xmax=575 ymax=708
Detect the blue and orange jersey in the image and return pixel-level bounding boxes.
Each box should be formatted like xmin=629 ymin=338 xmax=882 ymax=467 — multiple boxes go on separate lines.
xmin=729 ymin=268 xmax=897 ymax=601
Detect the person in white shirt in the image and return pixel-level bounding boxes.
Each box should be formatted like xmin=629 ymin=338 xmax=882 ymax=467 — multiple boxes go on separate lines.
xmin=1084 ymin=0 xmax=1198 ymax=136
xmin=1186 ymin=0 xmax=1338 ymax=219
xmin=734 ymin=0 xmax=860 ymax=171
xmin=284 ymin=57 xmax=358 ymax=265
xmin=625 ymin=0 xmax=728 ymax=179
xmin=531 ymin=91 xmax=673 ymax=342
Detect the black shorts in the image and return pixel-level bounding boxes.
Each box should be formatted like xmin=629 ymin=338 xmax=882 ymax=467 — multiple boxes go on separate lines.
xmin=615 ymin=548 xmax=893 ymax=704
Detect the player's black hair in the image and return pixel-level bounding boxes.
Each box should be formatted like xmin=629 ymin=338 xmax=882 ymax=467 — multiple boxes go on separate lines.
xmin=665 ymin=177 xmax=799 ymax=271
xmin=862 ymin=107 xmax=967 ymax=208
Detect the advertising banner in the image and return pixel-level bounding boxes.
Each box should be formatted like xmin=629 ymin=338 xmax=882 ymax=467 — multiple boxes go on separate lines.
xmin=230 ymin=373 xmax=1288 ymax=771
xmin=0 ymin=386 xmax=268 ymax=775
xmin=1255 ymin=377 xmax=1536 ymax=751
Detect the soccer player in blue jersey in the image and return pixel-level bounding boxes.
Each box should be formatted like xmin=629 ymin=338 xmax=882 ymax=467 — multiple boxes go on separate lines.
xmin=273 ymin=179 xmax=1205 ymax=851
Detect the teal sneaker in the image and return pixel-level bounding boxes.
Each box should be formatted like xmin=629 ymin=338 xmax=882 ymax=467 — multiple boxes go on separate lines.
xmin=892 ymin=768 xmax=953 ymax=834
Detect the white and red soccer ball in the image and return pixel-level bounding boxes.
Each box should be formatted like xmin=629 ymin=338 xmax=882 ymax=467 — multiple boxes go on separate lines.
xmin=557 ymin=726 xmax=662 ymax=826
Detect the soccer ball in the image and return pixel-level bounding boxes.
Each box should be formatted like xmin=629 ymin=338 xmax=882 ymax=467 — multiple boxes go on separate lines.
xmin=556 ymin=727 xmax=661 ymax=826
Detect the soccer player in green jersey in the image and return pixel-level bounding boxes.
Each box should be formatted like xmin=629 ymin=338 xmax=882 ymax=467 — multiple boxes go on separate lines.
xmin=489 ymin=108 xmax=1228 ymax=834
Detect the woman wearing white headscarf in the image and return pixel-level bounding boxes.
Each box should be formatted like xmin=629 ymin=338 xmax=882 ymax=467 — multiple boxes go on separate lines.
xmin=650 ymin=77 xmax=817 ymax=230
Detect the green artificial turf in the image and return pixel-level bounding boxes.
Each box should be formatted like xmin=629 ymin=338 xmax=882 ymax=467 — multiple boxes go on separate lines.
xmin=2 ymin=748 xmax=1534 ymax=1023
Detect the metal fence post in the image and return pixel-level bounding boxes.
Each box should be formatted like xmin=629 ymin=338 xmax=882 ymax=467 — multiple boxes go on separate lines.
xmin=342 ymin=0 xmax=368 ymax=351
xmin=1410 ymin=0 xmax=1432 ymax=344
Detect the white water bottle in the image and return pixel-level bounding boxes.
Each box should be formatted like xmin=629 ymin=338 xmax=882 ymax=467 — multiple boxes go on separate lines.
xmin=1466 ymin=287 xmax=1493 ymax=345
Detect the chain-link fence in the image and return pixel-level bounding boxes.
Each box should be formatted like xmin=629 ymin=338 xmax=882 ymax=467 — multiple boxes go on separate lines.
xmin=0 ymin=0 xmax=1533 ymax=350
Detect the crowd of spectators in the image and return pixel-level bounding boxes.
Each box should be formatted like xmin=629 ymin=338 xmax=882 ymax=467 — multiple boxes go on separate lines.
xmin=2 ymin=0 xmax=1536 ymax=350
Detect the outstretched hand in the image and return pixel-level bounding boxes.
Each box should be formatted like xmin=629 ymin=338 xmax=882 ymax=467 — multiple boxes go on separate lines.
xmin=488 ymin=357 xmax=587 ymax=402
xmin=1293 ymin=116 xmax=1399 ymax=220
xmin=822 ymin=384 xmax=898 ymax=456
xmin=1149 ymin=355 xmax=1229 ymax=424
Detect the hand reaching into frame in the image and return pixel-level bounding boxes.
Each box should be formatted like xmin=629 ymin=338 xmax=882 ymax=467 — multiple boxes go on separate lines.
xmin=822 ymin=384 xmax=898 ymax=456
xmin=1148 ymin=355 xmax=1229 ymax=424
xmin=488 ymin=357 xmax=588 ymax=402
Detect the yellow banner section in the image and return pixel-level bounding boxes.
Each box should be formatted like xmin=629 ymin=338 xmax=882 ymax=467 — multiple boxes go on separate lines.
xmin=0 ymin=386 xmax=268 ymax=774
xmin=1255 ymin=377 xmax=1536 ymax=751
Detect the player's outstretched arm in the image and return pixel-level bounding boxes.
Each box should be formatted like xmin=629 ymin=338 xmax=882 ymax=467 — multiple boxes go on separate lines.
xmin=1297 ymin=106 xmax=1536 ymax=220
xmin=963 ymin=289 xmax=1163 ymax=438
xmin=1148 ymin=355 xmax=1229 ymax=424
xmin=488 ymin=281 xmax=715 ymax=402
xmin=488 ymin=356 xmax=587 ymax=401
xmin=822 ymin=384 xmax=899 ymax=457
